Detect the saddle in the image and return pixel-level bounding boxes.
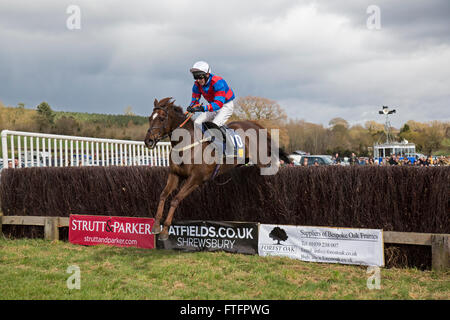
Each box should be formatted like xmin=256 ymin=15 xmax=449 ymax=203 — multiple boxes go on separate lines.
xmin=201 ymin=122 xmax=245 ymax=159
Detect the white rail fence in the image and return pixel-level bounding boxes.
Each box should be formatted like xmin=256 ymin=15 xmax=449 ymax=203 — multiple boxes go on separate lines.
xmin=1 ymin=130 xmax=170 ymax=169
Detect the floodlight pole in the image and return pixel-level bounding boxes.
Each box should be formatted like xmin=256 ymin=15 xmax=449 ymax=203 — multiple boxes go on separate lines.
xmin=379 ymin=106 xmax=396 ymax=144
xmin=384 ymin=112 xmax=393 ymax=143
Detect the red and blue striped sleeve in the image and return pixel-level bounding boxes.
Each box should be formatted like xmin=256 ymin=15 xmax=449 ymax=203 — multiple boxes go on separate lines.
xmin=206 ymin=79 xmax=227 ymax=111
xmin=190 ymin=83 xmax=201 ymax=106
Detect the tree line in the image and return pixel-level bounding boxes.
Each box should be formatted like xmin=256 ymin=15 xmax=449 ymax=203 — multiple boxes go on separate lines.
xmin=0 ymin=101 xmax=148 ymax=141
xmin=230 ymin=96 xmax=449 ymax=156
xmin=1 ymin=98 xmax=449 ymax=156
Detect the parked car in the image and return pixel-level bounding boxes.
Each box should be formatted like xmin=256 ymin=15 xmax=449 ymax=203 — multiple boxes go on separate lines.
xmin=299 ymin=155 xmax=333 ymax=166
xmin=288 ymin=151 xmax=310 ymax=165
xmin=0 ymin=158 xmax=13 ymax=169
xmin=288 ymin=154 xmax=302 ymax=164
xmin=339 ymin=157 xmax=350 ymax=166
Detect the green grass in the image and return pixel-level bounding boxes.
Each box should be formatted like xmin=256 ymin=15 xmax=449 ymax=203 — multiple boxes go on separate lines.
xmin=0 ymin=238 xmax=448 ymax=300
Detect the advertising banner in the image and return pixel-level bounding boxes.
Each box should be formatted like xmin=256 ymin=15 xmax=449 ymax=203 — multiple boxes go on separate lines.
xmin=156 ymin=221 xmax=258 ymax=255
xmin=258 ymin=224 xmax=384 ymax=266
xmin=69 ymin=215 xmax=155 ymax=249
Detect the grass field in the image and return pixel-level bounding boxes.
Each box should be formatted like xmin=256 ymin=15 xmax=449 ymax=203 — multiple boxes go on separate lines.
xmin=0 ymin=238 xmax=448 ymax=300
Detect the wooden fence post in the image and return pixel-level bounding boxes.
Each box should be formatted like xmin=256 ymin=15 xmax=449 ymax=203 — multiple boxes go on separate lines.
xmin=44 ymin=217 xmax=59 ymax=241
xmin=431 ymin=235 xmax=449 ymax=271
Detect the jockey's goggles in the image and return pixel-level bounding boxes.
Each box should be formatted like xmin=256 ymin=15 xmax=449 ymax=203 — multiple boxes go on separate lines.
xmin=192 ymin=71 xmax=207 ymax=80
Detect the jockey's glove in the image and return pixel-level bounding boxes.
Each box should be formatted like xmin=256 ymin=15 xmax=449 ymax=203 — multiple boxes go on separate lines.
xmin=187 ymin=104 xmax=205 ymax=113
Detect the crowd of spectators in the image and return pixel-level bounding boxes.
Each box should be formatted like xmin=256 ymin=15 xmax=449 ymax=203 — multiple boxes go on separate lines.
xmin=331 ymin=153 xmax=449 ymax=167
xmin=283 ymin=152 xmax=449 ymax=167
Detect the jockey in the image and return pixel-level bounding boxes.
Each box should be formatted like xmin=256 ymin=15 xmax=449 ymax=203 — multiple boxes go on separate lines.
xmin=187 ymin=61 xmax=236 ymax=156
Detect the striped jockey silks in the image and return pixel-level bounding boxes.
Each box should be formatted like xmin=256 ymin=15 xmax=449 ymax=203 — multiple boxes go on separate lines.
xmin=190 ymin=74 xmax=235 ymax=111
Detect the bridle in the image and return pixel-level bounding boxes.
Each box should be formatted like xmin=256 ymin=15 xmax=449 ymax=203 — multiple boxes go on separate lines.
xmin=147 ymin=107 xmax=169 ymax=140
xmin=147 ymin=106 xmax=194 ymax=143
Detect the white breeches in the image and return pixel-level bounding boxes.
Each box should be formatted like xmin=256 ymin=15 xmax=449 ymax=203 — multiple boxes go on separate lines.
xmin=194 ymin=100 xmax=234 ymax=127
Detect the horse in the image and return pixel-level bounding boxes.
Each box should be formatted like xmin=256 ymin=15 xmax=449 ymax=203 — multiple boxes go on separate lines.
xmin=144 ymin=97 xmax=290 ymax=240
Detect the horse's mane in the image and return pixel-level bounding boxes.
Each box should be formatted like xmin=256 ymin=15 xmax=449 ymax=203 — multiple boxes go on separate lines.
xmin=155 ymin=97 xmax=184 ymax=115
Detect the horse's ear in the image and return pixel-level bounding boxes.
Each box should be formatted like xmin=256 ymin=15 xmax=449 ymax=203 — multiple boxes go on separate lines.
xmin=158 ymin=97 xmax=172 ymax=107
xmin=154 ymin=98 xmax=159 ymax=108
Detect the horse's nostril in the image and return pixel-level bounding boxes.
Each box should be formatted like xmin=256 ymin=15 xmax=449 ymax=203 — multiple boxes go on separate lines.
xmin=145 ymin=138 xmax=157 ymax=149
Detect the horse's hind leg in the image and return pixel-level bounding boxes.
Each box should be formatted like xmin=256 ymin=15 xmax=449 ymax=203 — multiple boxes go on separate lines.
xmin=159 ymin=176 xmax=200 ymax=240
xmin=152 ymin=173 xmax=179 ymax=234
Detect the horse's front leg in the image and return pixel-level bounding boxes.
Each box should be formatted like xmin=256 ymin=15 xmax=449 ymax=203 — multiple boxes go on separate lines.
xmin=159 ymin=176 xmax=200 ymax=240
xmin=152 ymin=173 xmax=179 ymax=234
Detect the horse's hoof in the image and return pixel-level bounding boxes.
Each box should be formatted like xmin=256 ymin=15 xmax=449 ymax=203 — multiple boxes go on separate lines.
xmin=152 ymin=224 xmax=161 ymax=234
xmin=158 ymin=232 xmax=169 ymax=241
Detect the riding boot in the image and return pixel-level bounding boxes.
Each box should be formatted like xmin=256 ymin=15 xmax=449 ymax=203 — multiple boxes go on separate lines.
xmin=219 ymin=126 xmax=235 ymax=157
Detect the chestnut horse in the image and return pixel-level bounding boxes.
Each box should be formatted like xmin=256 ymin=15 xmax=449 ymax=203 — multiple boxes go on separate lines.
xmin=144 ymin=97 xmax=289 ymax=240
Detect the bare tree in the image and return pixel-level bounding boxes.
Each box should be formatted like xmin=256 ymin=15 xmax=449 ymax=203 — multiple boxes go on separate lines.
xmin=232 ymin=96 xmax=288 ymax=123
xmin=231 ymin=96 xmax=289 ymax=147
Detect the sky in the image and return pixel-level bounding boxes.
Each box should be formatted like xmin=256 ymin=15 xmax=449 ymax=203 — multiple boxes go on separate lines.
xmin=0 ymin=0 xmax=449 ymax=128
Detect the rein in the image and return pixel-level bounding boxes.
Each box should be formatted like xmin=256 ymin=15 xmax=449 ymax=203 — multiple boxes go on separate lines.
xmin=178 ymin=111 xmax=193 ymax=128
xmin=149 ymin=110 xmax=194 ymax=141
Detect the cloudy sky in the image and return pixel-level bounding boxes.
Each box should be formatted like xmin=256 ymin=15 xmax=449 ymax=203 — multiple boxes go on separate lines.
xmin=0 ymin=0 xmax=449 ymax=128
